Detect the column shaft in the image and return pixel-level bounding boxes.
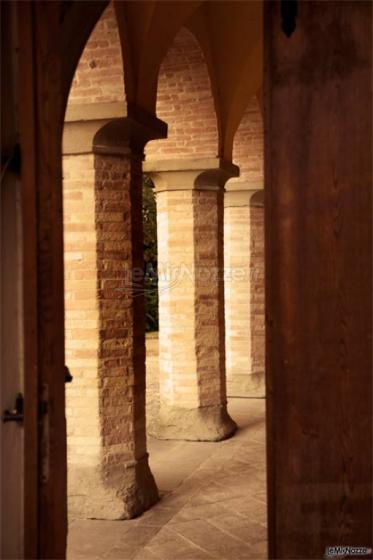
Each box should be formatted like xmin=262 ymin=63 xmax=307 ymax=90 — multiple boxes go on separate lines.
xmin=64 ymin=114 xmax=166 ymax=519
xmin=224 ymin=188 xmax=265 ymax=397
xmin=94 ymin=152 xmax=157 ymax=517
xmin=147 ymin=158 xmax=238 ymax=441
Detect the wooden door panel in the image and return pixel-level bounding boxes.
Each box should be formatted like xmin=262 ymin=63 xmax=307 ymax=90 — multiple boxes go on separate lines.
xmin=265 ymin=2 xmax=372 ymax=558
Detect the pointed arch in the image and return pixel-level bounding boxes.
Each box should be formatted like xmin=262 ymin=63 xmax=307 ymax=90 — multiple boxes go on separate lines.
xmin=114 ymin=1 xmax=202 ymax=114
xmin=187 ymin=1 xmax=263 ymax=160
xmin=66 ymin=3 xmax=126 ymax=112
xmin=60 ymin=1 xmax=109 ymax=115
xmin=231 ymin=94 xmax=264 ymax=186
xmin=146 ymin=26 xmax=218 ymax=159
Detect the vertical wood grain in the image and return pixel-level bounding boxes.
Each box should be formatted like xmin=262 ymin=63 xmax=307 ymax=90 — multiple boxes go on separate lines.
xmin=18 ymin=3 xmax=39 ymax=557
xmin=18 ymin=2 xmax=67 ymax=557
xmin=17 ymin=2 xmax=119 ymax=556
xmin=265 ymin=2 xmax=372 ymax=558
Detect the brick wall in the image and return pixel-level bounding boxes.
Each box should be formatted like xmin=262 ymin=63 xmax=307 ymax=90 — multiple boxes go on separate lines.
xmin=67 ymin=2 xmax=263 ymax=178
xmin=68 ymin=4 xmax=125 ymax=105
xmin=146 ymin=27 xmax=218 ymax=159
xmin=232 ymin=95 xmax=263 ymax=186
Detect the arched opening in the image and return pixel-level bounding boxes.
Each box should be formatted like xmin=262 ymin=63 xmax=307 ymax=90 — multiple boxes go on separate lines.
xmin=146 ymin=27 xmax=218 ymax=160
xmin=143 ymin=26 xmax=221 ymax=444
xmin=63 ymin=1 xmax=125 ymax=518
xmin=144 ymin=25 xmax=227 ymax=442
xmin=225 ymin=94 xmax=265 ymax=397
xmin=63 ymin=9 xmax=267 ymax=557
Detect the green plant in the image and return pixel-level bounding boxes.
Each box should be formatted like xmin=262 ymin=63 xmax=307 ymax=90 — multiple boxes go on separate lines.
xmin=142 ymin=176 xmax=158 ymax=332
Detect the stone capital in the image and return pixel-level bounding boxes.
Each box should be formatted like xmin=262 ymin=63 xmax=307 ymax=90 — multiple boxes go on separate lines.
xmin=224 ymin=184 xmax=264 ymax=208
xmin=63 ymin=101 xmax=124 ymax=155
xmin=63 ymin=102 xmax=167 ymax=157
xmin=93 ymin=114 xmax=167 ymax=158
xmin=65 ymin=101 xmax=125 ymax=123
xmin=143 ymin=157 xmax=239 ymax=193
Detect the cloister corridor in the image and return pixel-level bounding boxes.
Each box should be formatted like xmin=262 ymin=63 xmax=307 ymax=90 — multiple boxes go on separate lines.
xmin=63 ymin=4 xmax=266 ymax=552
xmin=68 ymin=397 xmax=267 ymax=560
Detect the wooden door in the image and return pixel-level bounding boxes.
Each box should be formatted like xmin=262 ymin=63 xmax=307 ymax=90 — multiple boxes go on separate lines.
xmin=265 ymin=1 xmax=372 ymax=558
xmin=1 ymin=4 xmax=24 ymax=557
xmin=17 ymin=3 xmax=67 ymax=557
xmin=15 ymin=2 xmax=107 ymax=557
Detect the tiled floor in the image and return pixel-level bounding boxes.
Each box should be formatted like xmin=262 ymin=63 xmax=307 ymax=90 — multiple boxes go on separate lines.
xmin=68 ymin=398 xmax=267 ymax=560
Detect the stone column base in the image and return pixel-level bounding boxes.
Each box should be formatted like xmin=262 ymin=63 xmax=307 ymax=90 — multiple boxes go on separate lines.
xmin=68 ymin=453 xmax=158 ymax=520
xmin=149 ymin=404 xmax=237 ymax=442
xmin=227 ymin=371 xmax=265 ymax=398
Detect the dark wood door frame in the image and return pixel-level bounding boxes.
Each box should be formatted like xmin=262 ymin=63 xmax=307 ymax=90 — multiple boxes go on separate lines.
xmin=264 ymin=2 xmax=372 ymax=558
xmin=17 ymin=2 xmax=107 ymax=557
xmin=18 ymin=3 xmax=39 ymax=557
xmin=15 ymin=1 xmax=372 ymax=558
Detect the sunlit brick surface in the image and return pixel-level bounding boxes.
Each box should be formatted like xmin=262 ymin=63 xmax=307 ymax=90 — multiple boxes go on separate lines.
xmin=224 ymin=199 xmax=265 ymax=397
xmin=64 ymin=153 xmax=157 ymax=519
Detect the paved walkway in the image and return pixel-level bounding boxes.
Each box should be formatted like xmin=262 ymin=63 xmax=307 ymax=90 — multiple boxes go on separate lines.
xmin=68 ymin=398 xmax=267 ymax=560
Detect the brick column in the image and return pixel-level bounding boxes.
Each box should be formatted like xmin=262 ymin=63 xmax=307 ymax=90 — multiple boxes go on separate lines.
xmin=224 ymin=185 xmax=265 ymax=397
xmin=144 ymin=158 xmax=238 ymax=441
xmin=64 ymin=113 xmax=166 ymax=519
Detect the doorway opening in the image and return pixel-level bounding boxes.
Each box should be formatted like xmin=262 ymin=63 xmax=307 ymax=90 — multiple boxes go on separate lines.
xmin=61 ymin=3 xmax=267 ymax=558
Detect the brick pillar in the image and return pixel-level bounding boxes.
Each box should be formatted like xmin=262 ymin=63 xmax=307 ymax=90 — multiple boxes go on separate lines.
xmin=224 ymin=185 xmax=265 ymax=397
xmin=249 ymin=191 xmax=265 ymax=382
xmin=144 ymin=158 xmax=238 ymax=441
xmin=64 ymin=114 xmax=166 ymax=519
